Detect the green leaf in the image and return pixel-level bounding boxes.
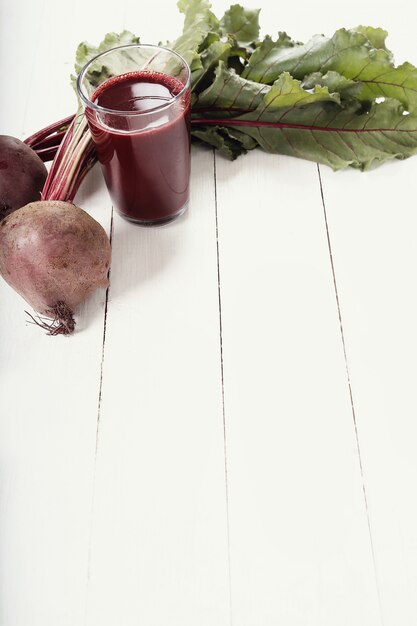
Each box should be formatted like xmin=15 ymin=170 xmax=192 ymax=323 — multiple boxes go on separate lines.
xmin=302 ymin=70 xmax=363 ymax=101
xmin=191 ymin=36 xmax=232 ymax=92
xmin=192 ymin=126 xmax=247 ymax=158
xmin=243 ymin=28 xmax=417 ymax=111
xmin=194 ymin=66 xmax=417 ymax=169
xmin=263 ymin=71 xmax=341 ymax=107
xmin=195 ymin=61 xmax=269 ymax=109
xmin=355 ymin=25 xmax=390 ymax=53
xmin=242 ymin=29 xmax=370 ymax=82
xmin=72 ymin=30 xmax=141 ymax=108
xmin=241 ymin=96 xmax=417 ymax=170
xmin=220 ymin=4 xmax=260 ymax=44
xmin=71 ymin=30 xmax=141 ymax=134
xmin=239 ymin=33 xmax=295 ymax=79
xmin=351 ymin=60 xmax=417 ymax=111
xmin=223 ymin=126 xmax=258 ymax=150
xmin=74 ymin=30 xmax=140 ymax=78
xmin=169 ymin=0 xmax=220 ymax=73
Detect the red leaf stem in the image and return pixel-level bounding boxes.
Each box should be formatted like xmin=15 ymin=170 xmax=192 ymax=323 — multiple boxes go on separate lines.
xmin=191 ymin=117 xmax=416 ymax=133
xmin=35 ymin=146 xmax=61 ymax=162
xmin=24 ymin=115 xmax=75 ymax=148
xmin=32 ymin=131 xmax=66 ymax=151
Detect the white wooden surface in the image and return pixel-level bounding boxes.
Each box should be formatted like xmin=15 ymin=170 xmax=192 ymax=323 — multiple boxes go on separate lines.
xmin=1 ymin=0 xmax=416 ymax=624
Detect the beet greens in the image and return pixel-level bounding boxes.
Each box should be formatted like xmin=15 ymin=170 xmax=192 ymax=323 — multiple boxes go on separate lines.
xmin=27 ymin=0 xmax=417 ymax=174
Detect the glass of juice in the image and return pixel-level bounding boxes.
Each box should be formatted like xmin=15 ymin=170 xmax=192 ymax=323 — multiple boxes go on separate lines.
xmin=77 ymin=44 xmax=191 ymax=226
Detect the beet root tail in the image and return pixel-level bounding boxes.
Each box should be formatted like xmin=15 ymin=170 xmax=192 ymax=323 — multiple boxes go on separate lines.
xmin=26 ymin=301 xmax=76 ymax=336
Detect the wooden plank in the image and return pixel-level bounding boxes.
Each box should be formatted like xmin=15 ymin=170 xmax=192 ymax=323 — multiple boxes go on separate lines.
xmin=320 ymin=157 xmax=417 ymax=626
xmin=215 ymin=151 xmax=382 ymax=625
xmin=0 ymin=1 xmax=123 ymax=624
xmin=84 ymin=148 xmax=230 ymax=626
xmin=0 ymin=0 xmax=47 ymax=138
xmin=0 ymin=114 xmax=111 ymax=625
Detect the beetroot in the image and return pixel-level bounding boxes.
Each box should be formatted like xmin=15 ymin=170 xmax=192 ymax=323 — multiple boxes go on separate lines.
xmin=0 ymin=136 xmax=48 ymax=220
xmin=0 ymin=200 xmax=111 ymax=335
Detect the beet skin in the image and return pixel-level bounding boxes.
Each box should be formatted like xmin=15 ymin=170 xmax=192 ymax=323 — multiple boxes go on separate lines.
xmin=0 ymin=200 xmax=111 ymax=334
xmin=0 ymin=136 xmax=47 ymax=220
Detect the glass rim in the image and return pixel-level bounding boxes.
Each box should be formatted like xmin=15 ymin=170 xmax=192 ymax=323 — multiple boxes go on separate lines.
xmin=76 ymin=43 xmax=191 ymax=117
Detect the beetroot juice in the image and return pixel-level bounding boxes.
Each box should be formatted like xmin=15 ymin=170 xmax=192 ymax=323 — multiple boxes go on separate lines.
xmin=86 ymin=69 xmax=191 ymax=225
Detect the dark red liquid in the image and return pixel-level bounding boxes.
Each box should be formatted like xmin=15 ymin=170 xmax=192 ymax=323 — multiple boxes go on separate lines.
xmin=87 ymin=71 xmax=191 ymax=224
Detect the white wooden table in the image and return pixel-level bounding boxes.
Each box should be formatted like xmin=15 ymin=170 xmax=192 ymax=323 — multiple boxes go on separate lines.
xmin=1 ymin=0 xmax=417 ymax=624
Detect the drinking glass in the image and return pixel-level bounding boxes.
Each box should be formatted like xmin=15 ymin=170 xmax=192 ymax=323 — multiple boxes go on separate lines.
xmin=77 ymin=44 xmax=191 ymax=226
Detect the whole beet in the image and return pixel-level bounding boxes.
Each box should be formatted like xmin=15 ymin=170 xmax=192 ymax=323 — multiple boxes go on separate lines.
xmin=0 ymin=136 xmax=47 ymax=220
xmin=0 ymin=200 xmax=111 ymax=334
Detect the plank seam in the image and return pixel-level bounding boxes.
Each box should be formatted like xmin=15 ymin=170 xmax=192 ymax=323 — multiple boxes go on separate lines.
xmin=213 ymin=150 xmax=233 ymax=626
xmin=96 ymin=205 xmax=114 ymax=448
xmin=317 ymin=164 xmax=385 ymax=626
xmin=83 ymin=205 xmax=114 ymax=625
